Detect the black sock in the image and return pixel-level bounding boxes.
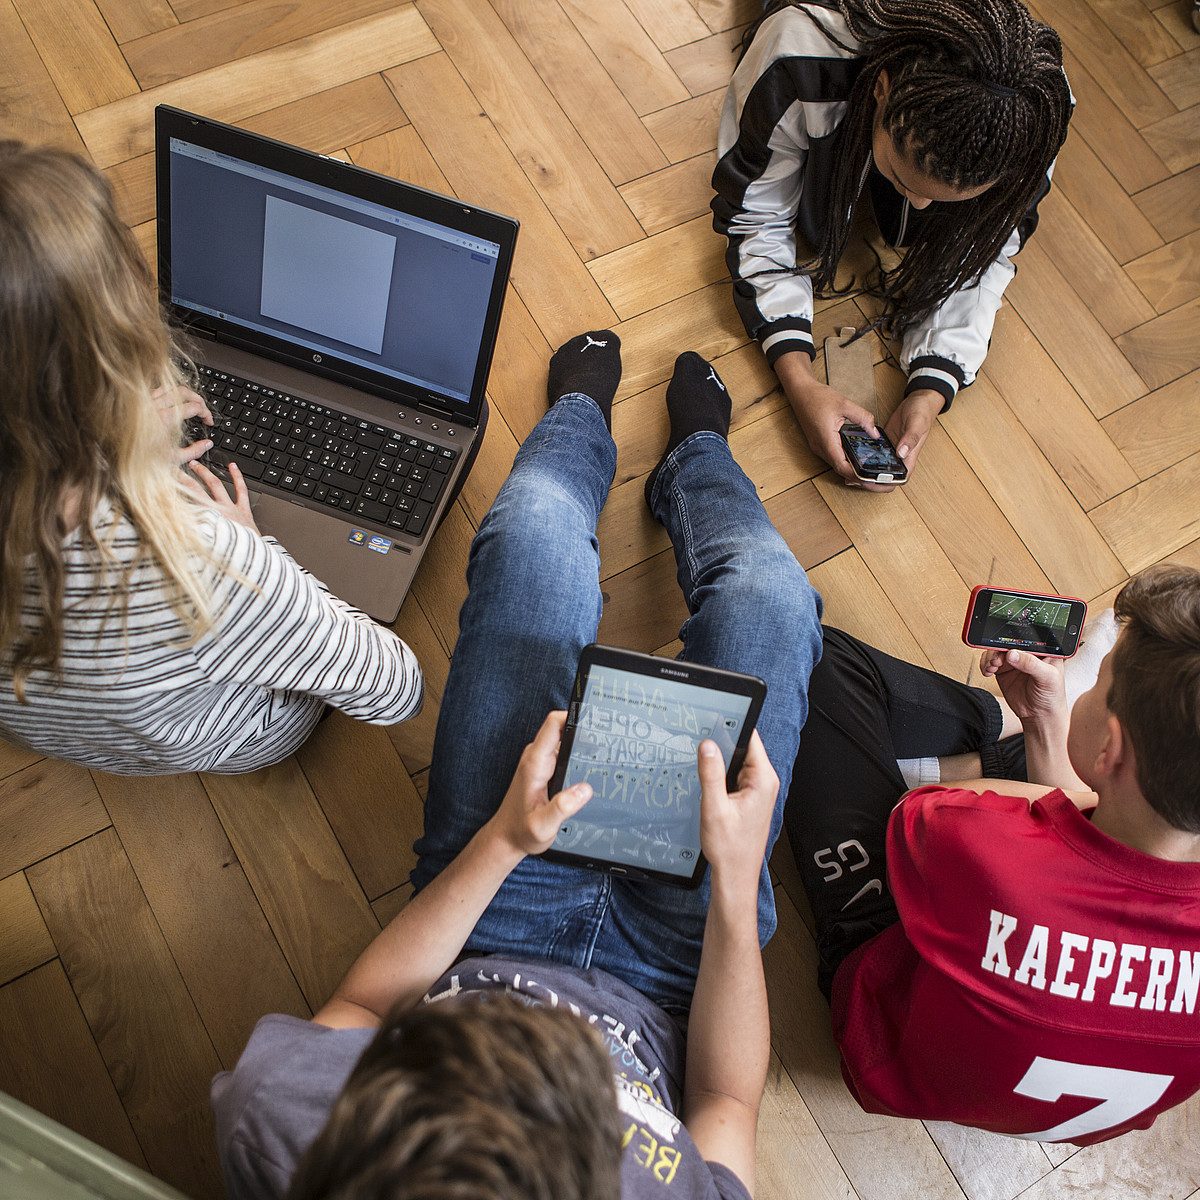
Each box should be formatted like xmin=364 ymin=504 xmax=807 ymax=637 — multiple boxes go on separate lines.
xmin=547 ymin=330 xmax=622 ymax=429
xmin=645 ymin=352 xmax=732 ymax=505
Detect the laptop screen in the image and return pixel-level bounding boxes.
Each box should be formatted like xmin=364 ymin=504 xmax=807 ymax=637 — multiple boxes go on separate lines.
xmin=156 ymin=107 xmax=518 ymax=419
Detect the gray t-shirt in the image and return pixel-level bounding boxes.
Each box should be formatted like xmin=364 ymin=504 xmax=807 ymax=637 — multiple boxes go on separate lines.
xmin=212 ymin=955 xmax=750 ymax=1200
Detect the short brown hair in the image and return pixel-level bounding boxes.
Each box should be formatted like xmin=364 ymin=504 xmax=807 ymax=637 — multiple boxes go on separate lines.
xmin=1110 ymin=564 xmax=1200 ymax=832
xmin=287 ymin=994 xmax=623 ymax=1200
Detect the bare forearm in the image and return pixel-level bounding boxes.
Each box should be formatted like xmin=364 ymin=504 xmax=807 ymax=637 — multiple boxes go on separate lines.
xmin=1023 ymin=720 xmax=1088 ymax=791
xmin=683 ymin=870 xmax=770 ymax=1160
xmin=316 ymin=823 xmax=522 ymax=1026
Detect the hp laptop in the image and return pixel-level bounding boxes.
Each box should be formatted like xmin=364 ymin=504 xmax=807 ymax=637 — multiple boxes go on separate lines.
xmin=154 ymin=105 xmax=518 ymax=621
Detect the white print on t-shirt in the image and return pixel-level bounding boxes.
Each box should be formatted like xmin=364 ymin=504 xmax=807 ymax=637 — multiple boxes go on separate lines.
xmin=980 ymin=909 xmax=1200 ymax=1012
xmin=424 ymin=968 xmax=661 ymax=1083
xmin=1011 ymin=1056 xmax=1173 ymax=1142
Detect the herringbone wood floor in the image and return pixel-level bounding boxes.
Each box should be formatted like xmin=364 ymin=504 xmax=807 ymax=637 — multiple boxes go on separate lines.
xmin=2 ymin=1 xmax=1199 ymax=1197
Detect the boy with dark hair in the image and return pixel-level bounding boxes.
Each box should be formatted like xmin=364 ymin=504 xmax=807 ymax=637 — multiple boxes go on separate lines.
xmin=787 ymin=563 xmax=1200 ymax=1144
xmin=211 ymin=332 xmax=824 ymax=1199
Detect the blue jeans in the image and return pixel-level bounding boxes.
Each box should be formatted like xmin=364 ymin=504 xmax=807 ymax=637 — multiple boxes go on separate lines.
xmin=412 ymin=395 xmax=823 ymax=1010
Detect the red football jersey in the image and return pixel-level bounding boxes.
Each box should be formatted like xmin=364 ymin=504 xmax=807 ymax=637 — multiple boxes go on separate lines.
xmin=831 ymin=787 xmax=1200 ymax=1144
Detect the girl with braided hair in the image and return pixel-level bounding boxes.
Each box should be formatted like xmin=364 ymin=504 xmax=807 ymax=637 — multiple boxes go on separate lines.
xmin=713 ymin=0 xmax=1072 ymax=487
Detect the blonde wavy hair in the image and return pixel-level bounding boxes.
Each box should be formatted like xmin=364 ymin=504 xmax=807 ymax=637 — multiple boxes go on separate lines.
xmin=0 ymin=141 xmax=216 ymax=701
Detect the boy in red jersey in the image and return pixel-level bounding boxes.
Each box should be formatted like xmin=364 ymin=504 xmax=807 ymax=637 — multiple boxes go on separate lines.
xmin=786 ymin=564 xmax=1200 ymax=1144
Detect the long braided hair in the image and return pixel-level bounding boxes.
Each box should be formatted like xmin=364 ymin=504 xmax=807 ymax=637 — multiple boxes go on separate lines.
xmin=744 ymin=0 xmax=1072 ymax=341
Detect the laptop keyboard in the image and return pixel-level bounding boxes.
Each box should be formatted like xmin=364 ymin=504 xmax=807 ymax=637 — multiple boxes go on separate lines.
xmin=194 ymin=365 xmax=457 ymax=540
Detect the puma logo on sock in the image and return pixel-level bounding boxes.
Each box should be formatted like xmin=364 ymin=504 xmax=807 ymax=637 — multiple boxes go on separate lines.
xmin=583 ymin=335 xmax=609 ymax=351
xmin=707 ymin=368 xmax=725 ymax=391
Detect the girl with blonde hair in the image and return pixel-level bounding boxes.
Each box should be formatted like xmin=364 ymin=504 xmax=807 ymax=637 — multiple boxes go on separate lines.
xmin=0 ymin=141 xmax=422 ymax=775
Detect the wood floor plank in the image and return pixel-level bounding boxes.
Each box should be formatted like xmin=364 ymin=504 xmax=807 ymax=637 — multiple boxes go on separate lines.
xmin=1116 ymin=295 xmax=1200 ymax=388
xmin=75 ymin=6 xmax=439 ymax=168
xmin=1058 ymin=46 xmax=1172 ymax=195
xmin=764 ymin=891 xmax=970 ymax=1200
xmin=1051 ymin=127 xmax=1161 ymax=264
xmin=201 ymin=759 xmax=379 ymax=1010
xmin=385 ymin=591 xmax=451 ymax=775
xmin=295 ymin=714 xmax=422 ymax=902
xmin=1155 ymin=0 xmax=1200 ymax=52
xmin=1142 ymin=101 xmax=1200 ymax=170
xmin=1126 ymin=227 xmax=1200 ymax=311
xmin=622 ymin=0 xmax=711 ymax=50
xmin=762 ymin=480 xmax=852 ymax=572
xmin=1089 ymin=0 xmax=1185 ymax=66
xmin=349 ymin=124 xmax=448 ymax=194
xmin=0 ymin=738 xmax=41 ymax=781
xmin=1007 ymin=1091 xmax=1200 ymax=1199
xmin=94 ymin=0 xmax=175 ymax=42
xmin=1035 ymin=188 xmax=1158 ymax=335
xmin=756 ymin=1052 xmax=858 ymax=1200
xmin=940 ymin=376 xmax=1128 ymax=601
xmin=663 ymin=25 xmax=744 ymax=97
xmin=598 ymin=547 xmax=690 ymax=652
xmin=410 ymin=500 xmax=475 ymax=657
xmin=0 ymin=871 xmax=55 ymax=987
xmin=91 ymin=771 xmax=308 ymax=1067
xmin=807 ymin=550 xmax=933 ymax=668
xmin=891 ymin=419 xmax=1056 ymax=597
xmin=0 ymin=0 xmax=88 ymax=150
xmin=982 ymin=305 xmax=1141 ymax=509
xmin=693 ymin=0 xmax=757 ymax=35
xmin=560 ymin=0 xmax=691 ymax=117
xmin=1135 ymin=162 xmax=1200 ymax=240
xmin=241 ymin=76 xmax=407 ymax=157
xmin=1006 ymin=240 xmax=1148 ymax=417
xmin=925 ymin=1121 xmax=1054 ymax=1200
xmin=1028 ymin=0 xmax=1177 ymax=126
xmin=0 ymin=759 xmax=110 ymax=879
xmin=644 ymin=88 xmax=725 ymax=163
xmin=813 ymin=479 xmax=978 ymax=679
xmin=0 ymin=962 xmax=147 ymax=1169
xmin=27 ymin=831 xmax=224 ymax=1199
xmin=597 ymin=474 xmax=673 ymax=583
xmin=619 ymin=152 xmax=717 ymax=235
xmin=456 ymin=405 xmax=521 ymax=532
xmin=122 ymin=0 xmax=400 ymax=89
xmin=483 ymin=287 xmax=554 ymax=445
xmin=418 ymin=0 xmax=644 ymax=259
xmin=587 ymin=213 xmax=729 ymax=318
xmin=1148 ymin=45 xmax=1200 ymax=109
xmin=1091 ymin=450 xmax=1200 ymax=572
xmin=613 ymin=281 xmax=747 ymax=402
xmin=105 ymin=152 xmax=156 ymax=229
xmin=490 ymin=0 xmax=670 ymax=186
xmin=385 ymin=53 xmax=618 ymax=347
xmin=14 ymin=0 xmax=138 ymax=112
xmin=1100 ymin=369 xmax=1200 ymax=479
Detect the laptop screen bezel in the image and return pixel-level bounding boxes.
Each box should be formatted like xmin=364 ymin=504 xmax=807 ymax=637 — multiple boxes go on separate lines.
xmin=153 ymin=104 xmax=518 ymax=424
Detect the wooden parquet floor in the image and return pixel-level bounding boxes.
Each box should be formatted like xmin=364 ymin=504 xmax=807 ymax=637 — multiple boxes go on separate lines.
xmin=2 ymin=1 xmax=1199 ymax=1197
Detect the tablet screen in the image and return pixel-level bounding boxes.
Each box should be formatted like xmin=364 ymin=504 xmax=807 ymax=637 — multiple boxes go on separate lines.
xmin=551 ymin=663 xmax=754 ymax=879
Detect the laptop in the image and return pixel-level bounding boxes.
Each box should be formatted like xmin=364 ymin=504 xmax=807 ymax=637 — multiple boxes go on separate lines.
xmin=154 ymin=105 xmax=519 ymax=622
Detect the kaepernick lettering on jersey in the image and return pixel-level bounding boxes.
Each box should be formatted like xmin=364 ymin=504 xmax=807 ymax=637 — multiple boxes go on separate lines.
xmin=981 ymin=909 xmax=1200 ymax=1013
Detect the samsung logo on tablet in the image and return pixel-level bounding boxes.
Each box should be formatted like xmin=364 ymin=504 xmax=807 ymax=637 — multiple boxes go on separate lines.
xmin=659 ymin=667 xmax=691 ymax=679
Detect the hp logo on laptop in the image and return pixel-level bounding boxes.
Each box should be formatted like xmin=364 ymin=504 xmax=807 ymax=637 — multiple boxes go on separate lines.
xmin=312 ymin=353 xmax=322 ymax=363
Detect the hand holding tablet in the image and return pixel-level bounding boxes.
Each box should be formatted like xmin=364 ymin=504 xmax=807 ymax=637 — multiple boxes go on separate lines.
xmin=543 ymin=644 xmax=767 ymax=888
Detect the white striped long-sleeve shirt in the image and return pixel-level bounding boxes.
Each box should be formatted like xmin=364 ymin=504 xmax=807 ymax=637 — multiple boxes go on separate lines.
xmin=0 ymin=501 xmax=423 ymax=775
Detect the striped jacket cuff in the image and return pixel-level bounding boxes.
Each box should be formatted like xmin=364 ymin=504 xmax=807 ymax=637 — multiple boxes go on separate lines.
xmin=760 ymin=319 xmax=814 ymax=366
xmin=906 ymin=356 xmax=965 ymax=413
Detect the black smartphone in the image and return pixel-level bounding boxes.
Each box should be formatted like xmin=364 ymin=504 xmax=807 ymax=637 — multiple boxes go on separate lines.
xmin=962 ymin=586 xmax=1088 ymax=658
xmin=544 ymin=644 xmax=767 ymax=888
xmin=839 ymin=423 xmax=908 ymax=484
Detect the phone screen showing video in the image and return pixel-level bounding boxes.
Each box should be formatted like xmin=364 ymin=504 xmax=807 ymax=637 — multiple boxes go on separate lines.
xmin=551 ymin=665 xmax=753 ymax=880
xmin=842 ymin=426 xmax=905 ymax=475
xmin=982 ymin=591 xmax=1076 ymax=654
